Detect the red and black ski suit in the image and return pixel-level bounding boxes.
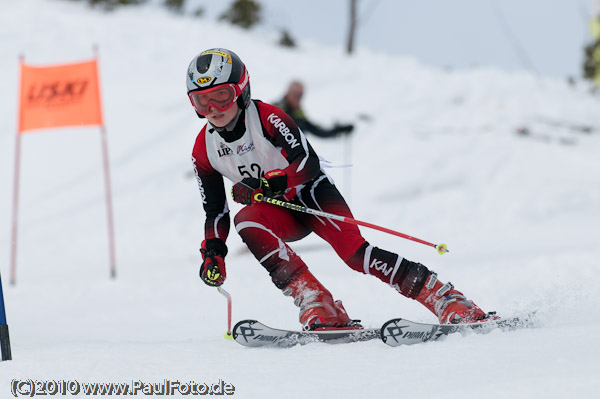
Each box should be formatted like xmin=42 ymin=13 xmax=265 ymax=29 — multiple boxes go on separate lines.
xmin=192 ymin=100 xmax=431 ymax=297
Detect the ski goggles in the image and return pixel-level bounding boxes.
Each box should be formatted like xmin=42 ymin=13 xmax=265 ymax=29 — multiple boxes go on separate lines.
xmin=189 ymin=84 xmax=238 ymax=116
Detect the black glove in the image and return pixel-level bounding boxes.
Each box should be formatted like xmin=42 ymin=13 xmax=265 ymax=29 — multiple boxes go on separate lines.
xmin=231 ymin=169 xmax=287 ymax=205
xmin=333 ymin=124 xmax=354 ymax=135
xmin=199 ymin=238 xmax=228 ymax=287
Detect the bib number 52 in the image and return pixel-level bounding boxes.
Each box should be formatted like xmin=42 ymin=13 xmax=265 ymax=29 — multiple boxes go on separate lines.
xmin=238 ymin=163 xmax=263 ymax=179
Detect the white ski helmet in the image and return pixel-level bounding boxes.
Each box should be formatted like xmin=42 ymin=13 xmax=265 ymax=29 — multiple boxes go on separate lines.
xmin=186 ymin=48 xmax=251 ymax=117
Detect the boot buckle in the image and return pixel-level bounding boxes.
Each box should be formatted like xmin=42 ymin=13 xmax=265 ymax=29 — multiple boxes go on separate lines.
xmin=436 ymin=281 xmax=454 ymax=296
xmin=425 ymin=272 xmax=438 ymax=289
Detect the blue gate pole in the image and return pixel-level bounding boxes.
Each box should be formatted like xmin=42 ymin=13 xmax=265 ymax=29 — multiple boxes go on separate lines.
xmin=0 ymin=271 xmax=12 ymax=360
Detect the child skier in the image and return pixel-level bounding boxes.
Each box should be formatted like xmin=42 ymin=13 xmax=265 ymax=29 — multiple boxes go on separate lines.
xmin=189 ymin=48 xmax=491 ymax=331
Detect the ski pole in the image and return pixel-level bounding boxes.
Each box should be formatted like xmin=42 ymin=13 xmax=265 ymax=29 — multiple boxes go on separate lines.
xmin=254 ymin=193 xmax=449 ymax=255
xmin=217 ymin=287 xmax=233 ymax=340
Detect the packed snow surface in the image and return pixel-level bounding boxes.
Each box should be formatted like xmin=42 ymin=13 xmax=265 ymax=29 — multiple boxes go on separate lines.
xmin=1 ymin=1 xmax=599 ymax=398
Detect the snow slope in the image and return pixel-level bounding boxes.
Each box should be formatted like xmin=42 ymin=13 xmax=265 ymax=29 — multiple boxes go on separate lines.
xmin=1 ymin=1 xmax=599 ymax=398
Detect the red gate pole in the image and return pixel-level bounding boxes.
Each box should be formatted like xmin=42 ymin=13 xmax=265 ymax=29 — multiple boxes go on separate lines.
xmin=94 ymin=46 xmax=116 ymax=279
xmin=100 ymin=125 xmax=117 ymax=279
xmin=9 ymin=133 xmax=22 ymax=286
xmin=9 ymin=54 xmax=26 ymax=286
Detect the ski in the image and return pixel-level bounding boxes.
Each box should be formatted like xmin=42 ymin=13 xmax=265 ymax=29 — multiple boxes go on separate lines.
xmin=232 ymin=319 xmax=381 ymax=348
xmin=381 ymin=314 xmax=534 ymax=347
xmin=232 ymin=314 xmax=535 ymax=348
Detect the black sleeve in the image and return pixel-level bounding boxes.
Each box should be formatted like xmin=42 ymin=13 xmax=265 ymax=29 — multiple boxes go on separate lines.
xmin=196 ymin=170 xmax=230 ymax=242
xmin=257 ymin=101 xmax=322 ymax=187
xmin=295 ymin=116 xmax=339 ymax=138
xmin=191 ymin=130 xmax=231 ymax=244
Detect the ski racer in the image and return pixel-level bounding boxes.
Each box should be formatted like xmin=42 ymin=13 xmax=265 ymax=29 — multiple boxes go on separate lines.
xmin=189 ymin=48 xmax=492 ymax=331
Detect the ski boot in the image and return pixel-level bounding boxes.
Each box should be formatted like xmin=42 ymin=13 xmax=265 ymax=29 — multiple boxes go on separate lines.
xmin=415 ymin=273 xmax=493 ymax=324
xmin=283 ymin=270 xmax=362 ymax=331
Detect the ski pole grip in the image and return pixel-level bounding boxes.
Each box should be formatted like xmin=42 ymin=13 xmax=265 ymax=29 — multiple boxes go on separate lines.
xmin=254 ymin=193 xmax=264 ymax=202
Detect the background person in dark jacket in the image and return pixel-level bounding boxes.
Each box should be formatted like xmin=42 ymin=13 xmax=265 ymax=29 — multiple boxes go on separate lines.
xmin=275 ymin=80 xmax=354 ymax=138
